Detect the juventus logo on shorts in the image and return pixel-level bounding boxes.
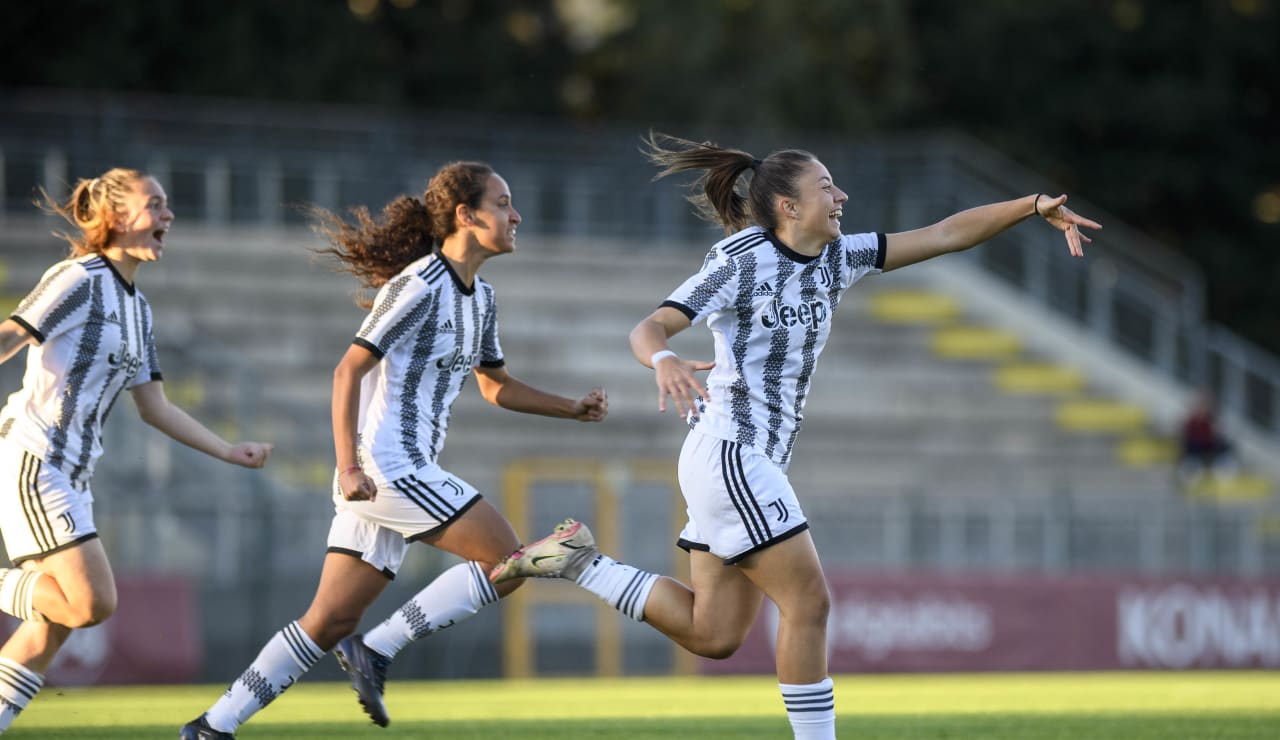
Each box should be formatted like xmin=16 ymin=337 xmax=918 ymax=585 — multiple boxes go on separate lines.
xmin=769 ymin=500 xmax=789 ymax=523
xmin=60 ymin=512 xmax=76 ymax=534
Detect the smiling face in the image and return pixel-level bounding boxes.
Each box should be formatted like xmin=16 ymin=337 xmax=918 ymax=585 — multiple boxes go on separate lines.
xmin=786 ymin=159 xmax=848 ymax=250
xmin=466 ymin=174 xmax=521 ymax=255
xmin=107 ymin=177 xmax=173 ymax=263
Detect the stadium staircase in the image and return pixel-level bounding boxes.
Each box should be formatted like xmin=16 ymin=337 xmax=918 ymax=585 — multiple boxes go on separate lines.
xmin=0 ymin=221 xmax=1273 ymax=516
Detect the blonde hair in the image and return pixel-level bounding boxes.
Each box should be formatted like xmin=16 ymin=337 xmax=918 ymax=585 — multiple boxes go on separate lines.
xmin=39 ymin=168 xmax=148 ymax=257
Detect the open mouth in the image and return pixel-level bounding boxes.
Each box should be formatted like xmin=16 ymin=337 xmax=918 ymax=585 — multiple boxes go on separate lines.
xmin=152 ymin=228 xmax=167 ymax=243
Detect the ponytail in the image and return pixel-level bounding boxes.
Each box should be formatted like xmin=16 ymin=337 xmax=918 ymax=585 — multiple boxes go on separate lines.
xmin=39 ymin=168 xmax=146 ymax=257
xmin=642 ymin=131 xmax=817 ymax=234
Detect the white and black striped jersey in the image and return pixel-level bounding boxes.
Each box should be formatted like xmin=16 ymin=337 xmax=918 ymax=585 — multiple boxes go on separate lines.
xmin=663 ymin=226 xmax=885 ymax=468
xmin=352 ymin=252 xmax=504 ymax=483
xmin=0 ymin=255 xmax=163 ymax=488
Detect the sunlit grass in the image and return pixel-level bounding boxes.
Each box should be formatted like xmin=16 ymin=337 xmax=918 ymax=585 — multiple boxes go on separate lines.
xmin=10 ymin=671 xmax=1280 ymax=739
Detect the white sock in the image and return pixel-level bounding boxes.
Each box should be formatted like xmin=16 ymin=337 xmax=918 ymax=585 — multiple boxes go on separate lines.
xmin=780 ymin=677 xmax=836 ymax=739
xmin=0 ymin=569 xmax=46 ymax=623
xmin=205 ymin=621 xmax=323 ymax=733
xmin=574 ymin=554 xmax=658 ymax=622
xmin=363 ymin=561 xmax=498 ymax=659
xmin=0 ymin=657 xmax=43 ymax=732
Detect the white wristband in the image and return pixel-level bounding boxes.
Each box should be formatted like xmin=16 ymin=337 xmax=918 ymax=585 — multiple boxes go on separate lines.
xmin=650 ymin=349 xmax=678 ymax=367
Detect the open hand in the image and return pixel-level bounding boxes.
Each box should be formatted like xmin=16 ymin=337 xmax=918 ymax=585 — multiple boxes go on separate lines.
xmin=655 ymin=356 xmax=715 ymax=419
xmin=1037 ymin=194 xmax=1101 ymax=257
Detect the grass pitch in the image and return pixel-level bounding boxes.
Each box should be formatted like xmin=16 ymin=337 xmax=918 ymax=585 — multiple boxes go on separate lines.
xmin=9 ymin=671 xmax=1280 ymax=739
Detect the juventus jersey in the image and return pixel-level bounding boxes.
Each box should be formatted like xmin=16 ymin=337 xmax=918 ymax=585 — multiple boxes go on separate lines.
xmin=1 ymin=255 xmax=163 ymax=488
xmin=663 ymin=226 xmax=885 ymax=468
xmin=352 ymin=252 xmax=504 ymax=483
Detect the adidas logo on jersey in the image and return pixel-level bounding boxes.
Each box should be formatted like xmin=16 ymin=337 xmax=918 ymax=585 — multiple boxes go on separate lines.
xmin=107 ymin=311 xmax=119 ymax=321
xmin=754 ymin=281 xmax=774 ymax=297
xmin=440 ymin=319 xmax=456 ymax=333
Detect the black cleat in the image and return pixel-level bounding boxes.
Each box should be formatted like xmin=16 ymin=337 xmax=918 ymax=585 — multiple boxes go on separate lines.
xmin=179 ymin=714 xmax=234 ymax=739
xmin=333 ymin=633 xmax=391 ymax=727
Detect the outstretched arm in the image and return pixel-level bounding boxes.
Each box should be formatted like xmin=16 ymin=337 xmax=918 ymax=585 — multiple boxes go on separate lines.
xmin=629 ymin=306 xmax=714 ymax=418
xmin=0 ymin=319 xmax=35 ymax=366
xmin=473 ymin=365 xmax=608 ymax=422
xmin=131 ymin=380 xmax=273 ymax=467
xmin=883 ymin=193 xmax=1100 ymax=272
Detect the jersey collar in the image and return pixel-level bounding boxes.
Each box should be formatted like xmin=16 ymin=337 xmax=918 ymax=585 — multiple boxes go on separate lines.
xmin=763 ymin=229 xmax=827 ymax=264
xmin=100 ymin=256 xmax=138 ymax=295
xmin=436 ymin=252 xmax=476 ymax=295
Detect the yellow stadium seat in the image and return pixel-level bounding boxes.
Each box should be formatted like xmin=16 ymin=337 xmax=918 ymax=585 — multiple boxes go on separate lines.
xmin=932 ymin=326 xmax=1022 ymax=360
xmin=1186 ymin=474 xmax=1273 ymax=502
xmin=994 ymin=363 xmax=1085 ymax=395
xmin=1055 ymin=399 xmax=1147 ymax=433
xmin=1116 ymin=436 xmax=1179 ymax=467
xmin=867 ymin=290 xmax=962 ymax=324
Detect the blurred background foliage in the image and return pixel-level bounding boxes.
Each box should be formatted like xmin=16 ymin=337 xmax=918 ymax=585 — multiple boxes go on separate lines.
xmin=2 ymin=0 xmax=1277 ymax=350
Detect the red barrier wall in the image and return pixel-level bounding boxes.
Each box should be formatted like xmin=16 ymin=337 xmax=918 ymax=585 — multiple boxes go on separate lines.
xmin=0 ymin=576 xmax=199 ymax=685
xmin=700 ymin=573 xmax=1280 ymax=674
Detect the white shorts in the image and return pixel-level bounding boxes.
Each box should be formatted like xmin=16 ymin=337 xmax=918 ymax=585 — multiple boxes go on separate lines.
xmin=0 ymin=441 xmax=99 ymax=564
xmin=676 ymin=429 xmax=809 ymax=565
xmin=326 ymin=464 xmax=481 ymax=578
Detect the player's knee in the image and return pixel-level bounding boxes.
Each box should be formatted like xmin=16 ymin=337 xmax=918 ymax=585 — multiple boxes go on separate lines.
xmin=317 ymin=614 xmax=362 ymax=647
xmin=690 ymin=630 xmax=747 ymax=660
xmin=696 ymin=640 xmax=742 ymax=660
xmin=777 ymin=585 xmax=831 ymax=630
xmin=67 ymin=592 xmax=117 ymax=627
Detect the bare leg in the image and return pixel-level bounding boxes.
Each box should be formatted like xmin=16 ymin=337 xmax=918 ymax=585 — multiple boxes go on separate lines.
xmin=297 ymin=552 xmax=393 ymax=650
xmin=735 ymin=531 xmax=830 ymax=683
xmin=419 ymin=499 xmax=523 ymax=597
xmin=17 ymin=539 xmax=117 ymax=630
xmin=0 ymin=540 xmax=117 ymax=732
xmin=640 ymin=549 xmax=765 ymax=658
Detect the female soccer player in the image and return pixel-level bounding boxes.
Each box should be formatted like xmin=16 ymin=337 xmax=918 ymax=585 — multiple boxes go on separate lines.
xmin=0 ymin=168 xmax=273 ymax=733
xmin=495 ymin=133 xmax=1100 ymax=739
xmin=181 ymin=161 xmax=608 ymax=738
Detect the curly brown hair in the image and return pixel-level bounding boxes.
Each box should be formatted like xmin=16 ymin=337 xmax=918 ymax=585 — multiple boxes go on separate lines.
xmin=311 ymin=161 xmax=494 ymax=308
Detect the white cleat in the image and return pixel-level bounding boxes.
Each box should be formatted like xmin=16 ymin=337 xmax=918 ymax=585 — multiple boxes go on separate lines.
xmin=490 ymin=518 xmax=598 ymax=584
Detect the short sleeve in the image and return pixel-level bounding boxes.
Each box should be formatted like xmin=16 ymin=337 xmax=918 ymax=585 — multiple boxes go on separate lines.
xmin=478 ymin=284 xmax=504 ymax=368
xmin=10 ymin=261 xmax=92 ymax=344
xmin=353 ymin=274 xmax=433 ymax=360
xmin=661 ymin=248 xmax=741 ymax=325
xmin=131 ymin=297 xmax=163 ymax=387
xmin=837 ymin=232 xmax=886 ymax=290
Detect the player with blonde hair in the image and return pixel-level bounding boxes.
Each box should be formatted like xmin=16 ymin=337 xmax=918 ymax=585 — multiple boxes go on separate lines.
xmin=0 ymin=168 xmax=273 ymax=733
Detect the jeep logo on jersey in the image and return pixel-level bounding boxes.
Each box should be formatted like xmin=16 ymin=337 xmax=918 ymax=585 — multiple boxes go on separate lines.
xmin=436 ymin=348 xmax=475 ymax=373
xmin=106 ymin=350 xmax=143 ymax=377
xmin=761 ymin=298 xmax=829 ymax=329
